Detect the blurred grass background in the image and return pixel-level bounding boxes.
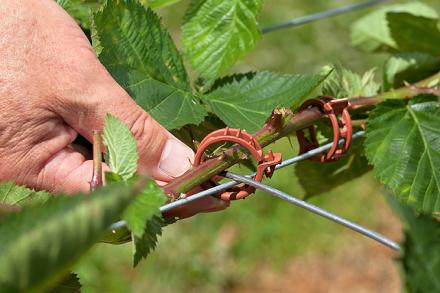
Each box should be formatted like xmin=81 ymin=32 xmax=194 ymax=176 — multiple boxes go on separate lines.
xmin=75 ymin=1 xmax=439 ymax=292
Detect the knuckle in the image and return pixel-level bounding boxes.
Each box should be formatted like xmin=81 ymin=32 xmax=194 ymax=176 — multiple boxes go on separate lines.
xmin=130 ymin=110 xmax=150 ymax=142
xmin=129 ymin=110 xmax=166 ymax=161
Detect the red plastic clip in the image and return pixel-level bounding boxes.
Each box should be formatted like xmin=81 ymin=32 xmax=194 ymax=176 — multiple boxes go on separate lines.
xmin=194 ymin=127 xmax=282 ymax=200
xmin=296 ymin=96 xmax=352 ymax=162
xmin=194 ymin=128 xmax=263 ymax=165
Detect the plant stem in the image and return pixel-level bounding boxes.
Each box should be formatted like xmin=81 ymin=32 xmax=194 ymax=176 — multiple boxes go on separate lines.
xmin=164 ymin=71 xmax=440 ymax=199
xmin=90 ymin=131 xmax=103 ymax=191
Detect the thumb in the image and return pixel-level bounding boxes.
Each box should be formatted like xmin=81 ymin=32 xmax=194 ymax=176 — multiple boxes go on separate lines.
xmin=55 ymin=70 xmax=194 ymax=182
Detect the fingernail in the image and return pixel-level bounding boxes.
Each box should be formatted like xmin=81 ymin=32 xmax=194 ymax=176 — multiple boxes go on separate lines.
xmin=158 ymin=138 xmax=194 ymax=179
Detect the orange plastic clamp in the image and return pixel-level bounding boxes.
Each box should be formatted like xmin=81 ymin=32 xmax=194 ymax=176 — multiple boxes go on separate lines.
xmin=296 ymin=96 xmax=352 ymax=162
xmin=194 ymin=128 xmax=263 ymax=165
xmin=194 ymin=127 xmax=281 ymax=200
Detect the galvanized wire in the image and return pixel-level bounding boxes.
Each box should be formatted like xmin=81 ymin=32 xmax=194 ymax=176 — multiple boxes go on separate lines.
xmin=225 ymin=172 xmax=400 ymax=251
xmin=158 ymin=130 xmax=366 ymax=213
xmin=261 ymin=0 xmax=389 ymax=34
xmin=108 ymin=130 xmax=400 ymax=251
xmin=110 ymin=132 xmax=365 ymax=229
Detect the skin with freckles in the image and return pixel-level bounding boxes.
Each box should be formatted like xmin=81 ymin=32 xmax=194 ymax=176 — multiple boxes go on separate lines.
xmin=0 ymin=0 xmax=228 ymax=218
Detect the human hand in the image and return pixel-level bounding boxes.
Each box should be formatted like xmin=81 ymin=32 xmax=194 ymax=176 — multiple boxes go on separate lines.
xmin=0 ymin=0 xmax=228 ymax=217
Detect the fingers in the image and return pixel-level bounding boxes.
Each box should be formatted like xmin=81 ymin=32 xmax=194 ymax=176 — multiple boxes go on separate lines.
xmin=54 ymin=68 xmax=194 ymax=183
xmin=25 ymin=122 xmax=108 ymax=194
xmin=39 ymin=147 xmax=99 ymax=194
xmin=0 ymin=0 xmax=229 ymax=219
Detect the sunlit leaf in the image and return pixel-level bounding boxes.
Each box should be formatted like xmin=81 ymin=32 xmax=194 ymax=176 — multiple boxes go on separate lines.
xmin=0 ymin=182 xmax=50 ymax=207
xmin=56 ymin=0 xmax=101 ymax=29
xmin=141 ymin=0 xmax=182 ymax=9
xmin=322 ymin=64 xmax=380 ymax=98
xmin=365 ymin=98 xmax=440 ymax=213
xmin=94 ymin=0 xmax=206 ymax=129
xmin=202 ymin=71 xmax=328 ymax=132
xmin=103 ymin=114 xmax=139 ymax=181
xmin=108 ymin=65 xmax=206 ymax=129
xmin=182 ymin=0 xmax=263 ymax=80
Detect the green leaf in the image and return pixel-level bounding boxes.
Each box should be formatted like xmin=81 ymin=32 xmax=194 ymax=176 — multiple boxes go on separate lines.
xmin=402 ymin=216 xmax=440 ymax=292
xmin=388 ymin=197 xmax=440 ymax=293
xmin=365 ymin=98 xmax=440 ymax=213
xmin=182 ymin=0 xmax=263 ymax=80
xmin=387 ymin=12 xmax=440 ymax=56
xmin=384 ymin=53 xmax=440 ymax=90
xmin=56 ymin=0 xmax=101 ymax=29
xmin=103 ymin=156 xmax=166 ymax=263
xmin=140 ymin=0 xmax=182 ymax=9
xmin=107 ymin=65 xmax=206 ymax=130
xmin=351 ymin=2 xmax=438 ymax=52
xmin=322 ymin=64 xmax=380 ymax=98
xmin=122 ymin=180 xmax=166 ymax=238
xmin=202 ymin=71 xmax=329 ymax=132
xmin=0 ymin=182 xmax=137 ymax=292
xmin=94 ymin=0 xmax=207 ymax=129
xmin=48 ymin=273 xmax=81 ymax=293
xmin=104 ymin=171 xmax=125 ymax=184
xmin=103 ymin=114 xmax=139 ymax=181
xmin=172 ymin=114 xmax=226 ymax=148
xmin=182 ymin=0 xmax=205 ymax=24
xmin=90 ymin=19 xmax=103 ymax=56
xmin=95 ymin=0 xmax=189 ymax=90
xmin=295 ymin=138 xmax=371 ymax=198
xmin=133 ymin=215 xmax=164 ymax=266
xmin=208 ymin=72 xmax=257 ymax=93
xmin=0 ymin=182 xmax=51 ymax=207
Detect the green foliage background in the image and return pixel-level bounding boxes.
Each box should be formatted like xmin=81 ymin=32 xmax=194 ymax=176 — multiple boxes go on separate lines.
xmin=73 ymin=0 xmax=440 ymax=292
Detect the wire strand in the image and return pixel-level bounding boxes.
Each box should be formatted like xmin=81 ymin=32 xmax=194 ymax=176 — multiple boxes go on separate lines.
xmin=261 ymin=0 xmax=389 ymax=34
xmin=109 ymin=131 xmax=401 ymax=252
xmin=109 ymin=132 xmax=365 ymax=230
xmin=224 ymin=172 xmax=400 ymax=251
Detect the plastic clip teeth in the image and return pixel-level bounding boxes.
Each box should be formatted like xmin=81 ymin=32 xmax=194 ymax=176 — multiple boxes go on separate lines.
xmin=296 ymin=96 xmax=353 ymax=162
xmin=194 ymin=128 xmax=282 ymax=200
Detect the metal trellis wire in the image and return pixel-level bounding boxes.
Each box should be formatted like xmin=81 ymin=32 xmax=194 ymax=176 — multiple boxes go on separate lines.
xmin=261 ymin=0 xmax=390 ymax=34
xmin=224 ymin=172 xmax=400 ymax=251
xmin=109 ymin=131 xmax=401 ymax=251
